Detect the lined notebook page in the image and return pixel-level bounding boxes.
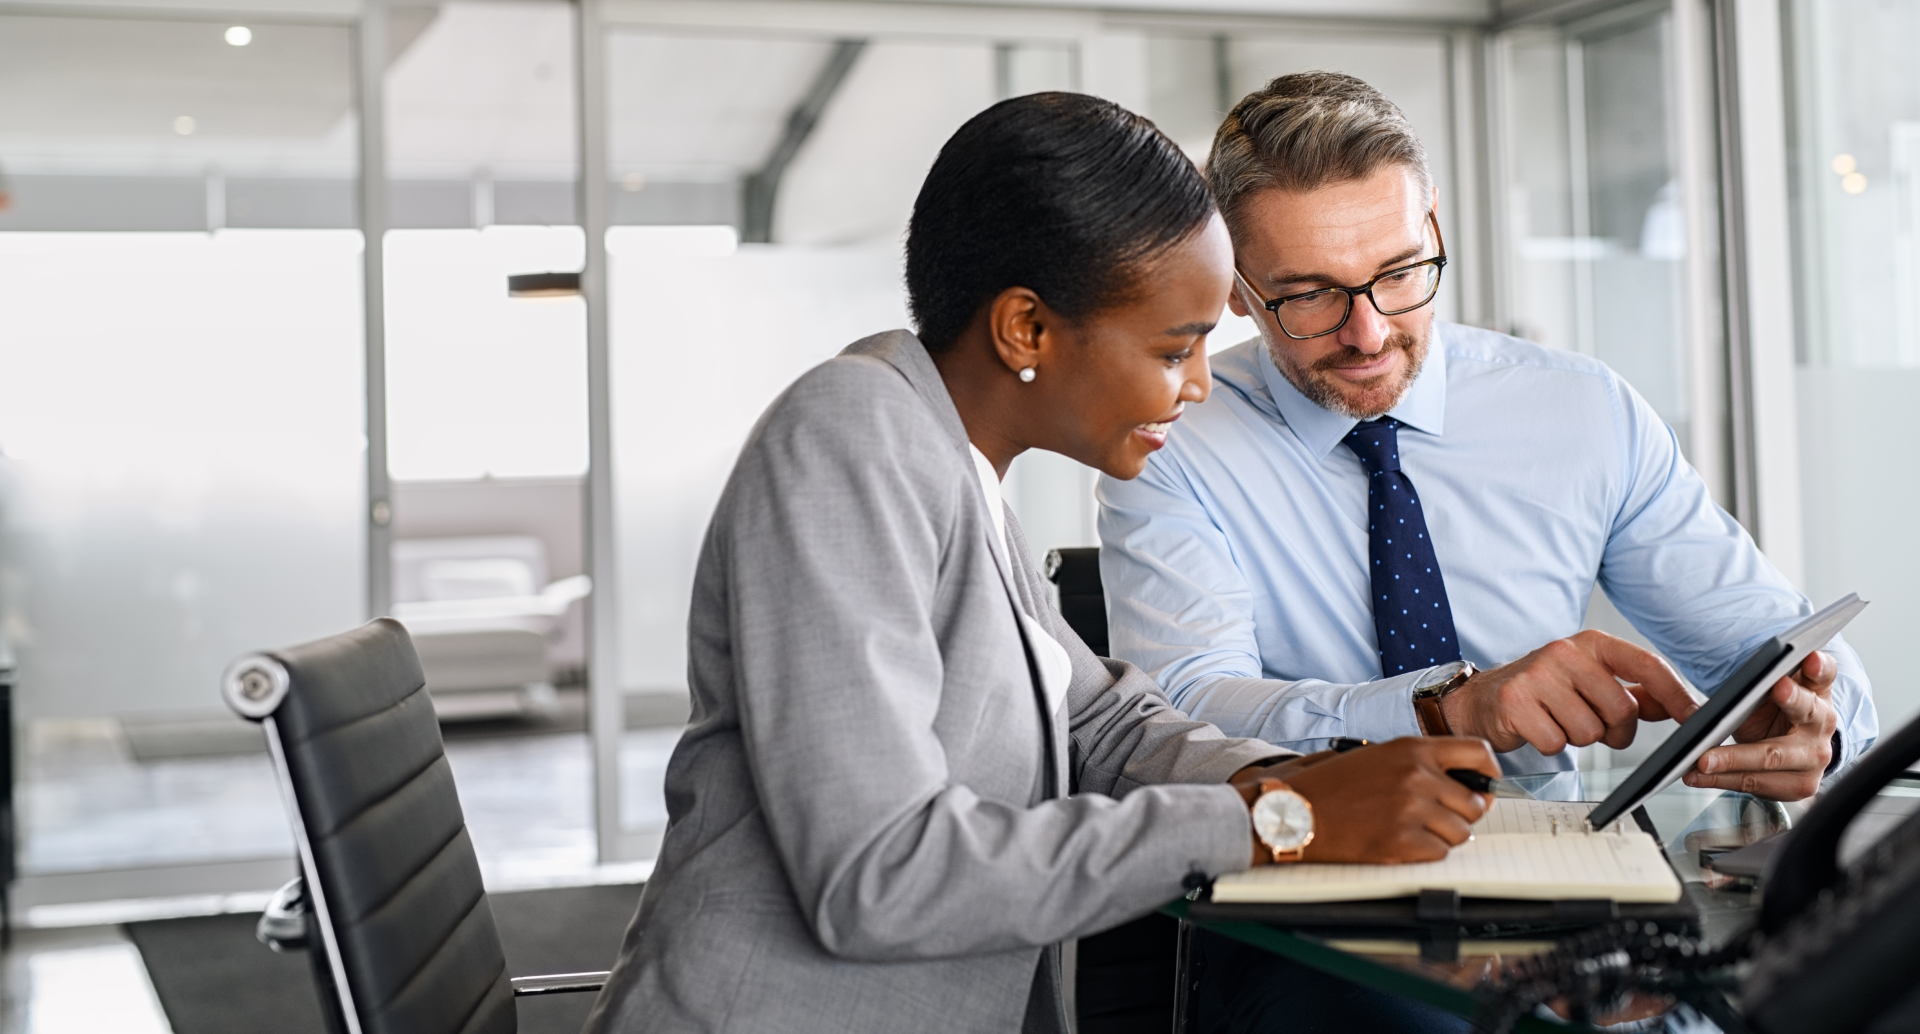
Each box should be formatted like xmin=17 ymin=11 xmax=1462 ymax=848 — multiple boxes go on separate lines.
xmin=1212 ymin=831 xmax=1682 ymax=904
xmin=1471 ymin=799 xmax=1629 ymax=836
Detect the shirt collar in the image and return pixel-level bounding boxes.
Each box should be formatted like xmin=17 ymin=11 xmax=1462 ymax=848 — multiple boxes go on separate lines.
xmin=1253 ymin=325 xmax=1449 ymax=460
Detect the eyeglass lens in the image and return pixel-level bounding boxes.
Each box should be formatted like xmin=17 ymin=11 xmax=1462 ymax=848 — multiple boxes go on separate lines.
xmin=1275 ymin=263 xmax=1441 ymax=338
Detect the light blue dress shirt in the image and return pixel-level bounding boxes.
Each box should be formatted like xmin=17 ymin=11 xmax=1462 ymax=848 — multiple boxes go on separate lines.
xmin=1097 ymin=323 xmax=1876 ymax=775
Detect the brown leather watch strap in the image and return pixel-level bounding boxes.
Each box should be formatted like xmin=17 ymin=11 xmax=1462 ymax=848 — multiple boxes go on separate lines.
xmin=1414 ymin=693 xmax=1452 ymax=736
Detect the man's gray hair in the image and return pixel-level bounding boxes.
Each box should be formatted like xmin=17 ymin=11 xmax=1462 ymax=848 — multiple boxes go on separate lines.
xmin=1206 ymin=71 xmax=1431 ymax=238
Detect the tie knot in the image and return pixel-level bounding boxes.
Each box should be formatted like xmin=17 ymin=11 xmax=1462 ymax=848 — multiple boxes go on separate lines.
xmin=1345 ymin=418 xmax=1402 ymax=474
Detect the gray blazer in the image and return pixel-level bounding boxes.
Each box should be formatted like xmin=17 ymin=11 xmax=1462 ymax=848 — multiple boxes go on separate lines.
xmin=584 ymin=330 xmax=1285 ymax=1034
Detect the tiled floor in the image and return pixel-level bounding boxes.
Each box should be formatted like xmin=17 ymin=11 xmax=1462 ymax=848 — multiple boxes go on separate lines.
xmin=1 ymin=926 xmax=173 ymax=1034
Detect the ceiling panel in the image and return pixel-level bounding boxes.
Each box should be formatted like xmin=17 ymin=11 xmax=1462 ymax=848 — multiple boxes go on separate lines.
xmin=0 ymin=15 xmax=350 ymax=139
xmin=606 ymin=32 xmax=836 ymax=180
xmin=385 ymin=0 xmax=578 ymax=179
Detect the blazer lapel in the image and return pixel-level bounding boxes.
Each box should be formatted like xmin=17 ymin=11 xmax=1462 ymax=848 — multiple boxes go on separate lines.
xmin=841 ymin=330 xmax=1066 ymax=798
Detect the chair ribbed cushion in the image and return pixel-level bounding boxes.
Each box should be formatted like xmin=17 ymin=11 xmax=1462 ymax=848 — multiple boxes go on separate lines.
xmin=271 ymin=618 xmax=514 ymax=1034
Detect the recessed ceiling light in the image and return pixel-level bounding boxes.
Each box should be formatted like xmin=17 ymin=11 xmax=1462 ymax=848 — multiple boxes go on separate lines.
xmin=225 ymin=25 xmax=252 ymax=46
xmin=173 ymin=115 xmax=196 ymax=135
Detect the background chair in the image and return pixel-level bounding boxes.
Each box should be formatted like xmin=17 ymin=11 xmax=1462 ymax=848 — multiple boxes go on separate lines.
xmin=1046 ymin=547 xmax=1186 ymax=1034
xmin=222 ymin=618 xmax=608 ymax=1034
xmin=390 ymin=536 xmax=591 ymax=721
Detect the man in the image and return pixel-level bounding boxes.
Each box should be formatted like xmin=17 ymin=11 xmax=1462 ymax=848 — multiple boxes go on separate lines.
xmin=1096 ymin=71 xmax=1876 ymax=1034
xmin=1100 ymin=72 xmax=1874 ymax=799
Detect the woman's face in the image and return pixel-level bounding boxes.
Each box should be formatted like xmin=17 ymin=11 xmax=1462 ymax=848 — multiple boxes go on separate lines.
xmin=1037 ymin=215 xmax=1233 ymax=479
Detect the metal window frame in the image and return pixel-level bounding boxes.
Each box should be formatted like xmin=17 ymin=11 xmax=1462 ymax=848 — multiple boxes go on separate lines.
xmin=1711 ymin=0 xmax=1803 ymax=584
xmin=360 ymin=0 xmax=393 ymax=620
xmin=574 ymin=0 xmax=632 ymax=864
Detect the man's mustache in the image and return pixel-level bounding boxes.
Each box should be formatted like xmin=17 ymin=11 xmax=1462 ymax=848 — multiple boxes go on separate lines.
xmin=1312 ymin=333 xmax=1418 ymax=373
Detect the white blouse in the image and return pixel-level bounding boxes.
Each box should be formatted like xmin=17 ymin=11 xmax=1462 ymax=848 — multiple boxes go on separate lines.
xmin=968 ymin=445 xmax=1073 ymax=717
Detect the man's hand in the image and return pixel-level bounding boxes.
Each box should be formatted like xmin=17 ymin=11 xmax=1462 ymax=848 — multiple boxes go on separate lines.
xmin=1232 ymin=737 xmax=1497 ymax=865
xmin=1683 ymin=651 xmax=1839 ymax=801
xmin=1438 ymin=630 xmax=1699 ymax=755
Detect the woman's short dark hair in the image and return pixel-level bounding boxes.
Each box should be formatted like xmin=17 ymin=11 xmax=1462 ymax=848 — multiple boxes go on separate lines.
xmin=906 ymin=92 xmax=1215 ymax=352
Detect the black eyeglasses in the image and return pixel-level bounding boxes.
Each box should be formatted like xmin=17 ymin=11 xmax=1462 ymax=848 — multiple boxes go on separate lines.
xmin=1235 ymin=211 xmax=1448 ymax=340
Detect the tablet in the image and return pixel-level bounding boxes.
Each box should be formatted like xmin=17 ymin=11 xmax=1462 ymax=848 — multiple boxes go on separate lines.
xmin=1585 ymin=593 xmax=1867 ymax=831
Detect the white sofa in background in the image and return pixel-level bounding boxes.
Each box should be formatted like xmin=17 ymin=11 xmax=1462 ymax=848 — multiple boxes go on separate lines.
xmin=389 ymin=535 xmax=590 ymax=720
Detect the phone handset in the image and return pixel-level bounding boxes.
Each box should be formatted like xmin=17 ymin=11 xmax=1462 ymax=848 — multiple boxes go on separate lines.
xmin=1743 ymin=711 xmax=1920 ymax=1034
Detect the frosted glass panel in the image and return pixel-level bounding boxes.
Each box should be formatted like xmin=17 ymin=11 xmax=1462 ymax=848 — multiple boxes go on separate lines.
xmin=607 ymin=229 xmax=907 ymax=694
xmin=0 ymin=230 xmax=366 ymax=720
xmin=385 ymin=227 xmax=589 ymax=480
xmin=1787 ymin=0 xmax=1920 ymax=729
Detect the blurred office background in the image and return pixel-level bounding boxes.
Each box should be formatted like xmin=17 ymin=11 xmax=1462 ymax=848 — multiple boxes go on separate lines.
xmin=0 ymin=0 xmax=1913 ymax=1026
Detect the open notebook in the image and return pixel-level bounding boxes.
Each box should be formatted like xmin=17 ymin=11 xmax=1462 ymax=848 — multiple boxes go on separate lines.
xmin=1211 ymin=798 xmax=1682 ymax=905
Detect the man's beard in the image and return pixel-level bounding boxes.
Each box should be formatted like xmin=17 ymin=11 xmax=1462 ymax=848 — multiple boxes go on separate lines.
xmin=1269 ymin=328 xmax=1429 ymax=420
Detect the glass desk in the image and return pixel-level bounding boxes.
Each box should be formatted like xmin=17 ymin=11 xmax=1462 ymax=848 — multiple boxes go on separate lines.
xmin=1167 ymin=771 xmax=1920 ymax=1033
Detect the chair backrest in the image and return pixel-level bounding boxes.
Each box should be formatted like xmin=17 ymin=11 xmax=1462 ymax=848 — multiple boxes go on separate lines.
xmin=224 ymin=619 xmax=515 ymax=1034
xmin=1045 ymin=547 xmax=1109 ymax=656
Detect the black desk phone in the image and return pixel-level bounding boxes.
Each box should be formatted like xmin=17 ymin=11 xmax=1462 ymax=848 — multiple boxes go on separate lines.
xmin=1740 ymin=707 xmax=1920 ymax=1034
xmin=1474 ymin=710 xmax=1920 ymax=1034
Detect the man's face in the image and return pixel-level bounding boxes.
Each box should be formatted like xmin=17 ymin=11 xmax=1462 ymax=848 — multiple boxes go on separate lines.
xmin=1225 ymin=167 xmax=1439 ymax=420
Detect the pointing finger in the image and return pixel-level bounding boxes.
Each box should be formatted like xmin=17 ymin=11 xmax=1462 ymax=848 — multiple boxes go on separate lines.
xmin=1591 ymin=635 xmax=1697 ymax=723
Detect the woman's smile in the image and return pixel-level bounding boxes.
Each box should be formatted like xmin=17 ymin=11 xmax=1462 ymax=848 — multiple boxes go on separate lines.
xmin=1133 ymin=410 xmax=1183 ymax=450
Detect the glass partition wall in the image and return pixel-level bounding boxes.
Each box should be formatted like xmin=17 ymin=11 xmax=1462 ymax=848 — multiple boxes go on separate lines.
xmin=0 ymin=11 xmax=364 ymax=914
xmin=3 ymin=0 xmax=1808 ymax=909
xmin=1786 ymin=0 xmax=1920 ymax=729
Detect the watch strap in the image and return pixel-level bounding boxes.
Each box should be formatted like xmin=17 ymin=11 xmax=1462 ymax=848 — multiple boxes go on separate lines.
xmin=1413 ymin=663 xmax=1475 ymax=736
xmin=1414 ymin=692 xmax=1452 ymax=736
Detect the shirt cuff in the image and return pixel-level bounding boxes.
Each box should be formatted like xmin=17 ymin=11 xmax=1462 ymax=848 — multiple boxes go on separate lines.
xmin=1342 ymin=666 xmax=1441 ymax=742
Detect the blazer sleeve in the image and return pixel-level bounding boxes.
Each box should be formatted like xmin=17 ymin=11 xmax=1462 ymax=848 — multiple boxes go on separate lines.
xmin=712 ymin=361 xmax=1259 ymax=962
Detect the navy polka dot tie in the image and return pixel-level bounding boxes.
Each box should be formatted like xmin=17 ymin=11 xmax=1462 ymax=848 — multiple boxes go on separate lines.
xmin=1345 ymin=418 xmax=1461 ymax=677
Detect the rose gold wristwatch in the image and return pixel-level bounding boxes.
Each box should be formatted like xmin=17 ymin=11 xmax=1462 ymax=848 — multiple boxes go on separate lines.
xmin=1249 ymin=777 xmax=1315 ymax=863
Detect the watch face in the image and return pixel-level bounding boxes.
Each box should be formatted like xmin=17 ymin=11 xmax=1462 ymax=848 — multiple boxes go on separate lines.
xmin=1252 ymin=789 xmax=1313 ymax=852
xmin=1413 ymin=660 xmax=1469 ymax=696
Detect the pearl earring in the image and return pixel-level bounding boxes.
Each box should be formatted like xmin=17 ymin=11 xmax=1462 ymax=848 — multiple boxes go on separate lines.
xmin=1018 ymin=367 xmax=1036 ymax=383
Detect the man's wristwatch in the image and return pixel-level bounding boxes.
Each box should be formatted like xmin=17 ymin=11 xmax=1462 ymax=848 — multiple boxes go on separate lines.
xmin=1250 ymin=777 xmax=1315 ymax=863
xmin=1411 ymin=660 xmax=1477 ymax=736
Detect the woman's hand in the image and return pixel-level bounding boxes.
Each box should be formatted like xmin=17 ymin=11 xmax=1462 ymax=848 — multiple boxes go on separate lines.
xmin=1231 ymin=737 xmax=1497 ymax=865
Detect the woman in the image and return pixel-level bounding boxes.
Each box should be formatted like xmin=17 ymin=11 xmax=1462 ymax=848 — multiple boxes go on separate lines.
xmin=584 ymin=93 xmax=1495 ymax=1034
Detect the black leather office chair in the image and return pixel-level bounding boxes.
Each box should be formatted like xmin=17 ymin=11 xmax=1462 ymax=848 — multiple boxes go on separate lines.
xmin=222 ymin=618 xmax=608 ymax=1034
xmin=1046 ymin=548 xmax=1186 ymax=1034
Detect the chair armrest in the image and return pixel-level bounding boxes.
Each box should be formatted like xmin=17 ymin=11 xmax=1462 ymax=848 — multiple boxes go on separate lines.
xmin=510 ymin=971 xmax=611 ymax=997
xmin=257 ymin=877 xmax=310 ymax=953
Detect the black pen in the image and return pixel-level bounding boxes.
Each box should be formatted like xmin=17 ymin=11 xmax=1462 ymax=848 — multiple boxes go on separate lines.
xmin=1446 ymin=768 xmax=1496 ymax=793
